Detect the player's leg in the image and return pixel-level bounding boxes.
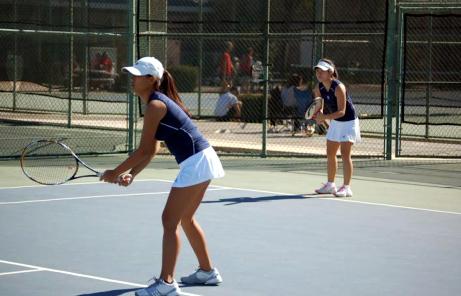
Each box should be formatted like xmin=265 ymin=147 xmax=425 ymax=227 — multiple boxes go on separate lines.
xmin=160 ymin=181 xmax=210 ymax=283
xmin=180 ymin=180 xmax=223 ymax=285
xmin=316 ymin=140 xmax=340 ymax=194
xmin=340 ymin=142 xmax=353 ymax=185
xmin=327 ymin=140 xmax=340 ymax=183
xmin=180 ymin=180 xmax=212 ymax=271
xmin=136 ymin=185 xmax=201 ymax=296
xmin=335 ymin=141 xmax=354 ymax=197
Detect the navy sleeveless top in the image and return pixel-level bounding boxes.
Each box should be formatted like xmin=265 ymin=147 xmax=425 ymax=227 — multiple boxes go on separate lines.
xmin=149 ymin=91 xmax=210 ymax=164
xmin=319 ymin=80 xmax=356 ymax=122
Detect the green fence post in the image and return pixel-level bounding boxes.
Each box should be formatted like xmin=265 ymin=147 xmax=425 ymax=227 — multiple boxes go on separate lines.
xmin=12 ymin=0 xmax=17 ymax=112
xmin=198 ymin=0 xmax=203 ymax=118
xmin=395 ymin=5 xmax=407 ymax=158
xmin=12 ymin=41 xmax=17 ymax=112
xmin=127 ymin=0 xmax=136 ymax=153
xmin=261 ymin=0 xmax=271 ymax=158
xmin=313 ymin=0 xmax=326 ymax=64
xmin=67 ymin=0 xmax=74 ymax=128
xmin=384 ymin=0 xmax=397 ymax=160
xmin=82 ymin=0 xmax=89 ymax=115
xmin=425 ymin=15 xmax=433 ymax=139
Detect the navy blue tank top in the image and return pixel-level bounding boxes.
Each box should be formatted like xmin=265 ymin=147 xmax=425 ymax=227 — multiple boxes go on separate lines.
xmin=319 ymin=80 xmax=356 ymax=122
xmin=149 ymin=91 xmax=209 ymax=164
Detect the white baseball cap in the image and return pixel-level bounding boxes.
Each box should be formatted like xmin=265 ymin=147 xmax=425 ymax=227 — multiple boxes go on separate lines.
xmin=122 ymin=57 xmax=164 ymax=78
xmin=314 ymin=60 xmax=335 ymax=72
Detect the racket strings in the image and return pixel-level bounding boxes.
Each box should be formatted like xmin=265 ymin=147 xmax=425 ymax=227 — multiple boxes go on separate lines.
xmin=302 ymin=98 xmax=324 ymax=136
xmin=21 ymin=142 xmax=78 ymax=185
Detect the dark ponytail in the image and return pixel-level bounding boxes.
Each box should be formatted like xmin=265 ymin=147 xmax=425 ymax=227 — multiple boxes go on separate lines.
xmin=159 ymin=70 xmax=192 ymax=117
xmin=320 ymin=58 xmax=339 ymax=79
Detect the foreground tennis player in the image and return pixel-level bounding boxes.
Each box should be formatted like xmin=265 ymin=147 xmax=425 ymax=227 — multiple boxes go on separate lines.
xmin=101 ymin=57 xmax=224 ymax=296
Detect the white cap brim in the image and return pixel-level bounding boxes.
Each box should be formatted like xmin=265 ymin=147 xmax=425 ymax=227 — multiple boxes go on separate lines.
xmin=122 ymin=66 xmax=143 ymax=76
xmin=314 ymin=65 xmax=330 ymax=71
xmin=314 ymin=61 xmax=334 ymax=72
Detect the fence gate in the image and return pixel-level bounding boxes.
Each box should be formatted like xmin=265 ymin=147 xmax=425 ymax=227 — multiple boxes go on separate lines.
xmin=394 ymin=2 xmax=461 ymax=158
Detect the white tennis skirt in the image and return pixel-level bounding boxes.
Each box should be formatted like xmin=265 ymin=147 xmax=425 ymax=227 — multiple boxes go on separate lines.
xmin=326 ymin=117 xmax=361 ymax=143
xmin=172 ymin=146 xmax=225 ymax=188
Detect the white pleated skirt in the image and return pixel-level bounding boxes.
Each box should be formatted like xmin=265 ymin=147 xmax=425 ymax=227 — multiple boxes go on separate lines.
xmin=326 ymin=117 xmax=361 ymax=143
xmin=172 ymin=146 xmax=225 ymax=188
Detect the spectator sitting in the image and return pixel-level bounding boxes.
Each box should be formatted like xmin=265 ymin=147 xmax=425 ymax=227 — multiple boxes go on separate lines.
xmin=293 ymin=73 xmax=313 ymax=121
xmin=280 ymin=74 xmax=300 ymax=130
xmin=214 ymin=84 xmax=242 ymax=121
xmin=280 ymin=73 xmax=313 ymax=132
xmin=280 ymin=74 xmax=300 ymax=110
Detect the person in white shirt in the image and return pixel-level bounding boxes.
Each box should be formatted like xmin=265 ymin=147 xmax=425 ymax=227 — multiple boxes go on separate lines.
xmin=214 ymin=84 xmax=242 ymax=121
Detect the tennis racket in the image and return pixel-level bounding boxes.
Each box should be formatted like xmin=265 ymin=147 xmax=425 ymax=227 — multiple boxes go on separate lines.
xmin=20 ymin=140 xmax=104 ymax=185
xmin=295 ymin=97 xmax=325 ymax=137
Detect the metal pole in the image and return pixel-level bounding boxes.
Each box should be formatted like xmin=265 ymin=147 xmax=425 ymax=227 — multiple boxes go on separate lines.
xmin=163 ymin=0 xmax=168 ymax=64
xmin=127 ymin=0 xmax=136 ymax=153
xmin=197 ymin=0 xmax=203 ymax=117
xmin=311 ymin=0 xmax=326 ymax=86
xmin=82 ymin=0 xmax=90 ymax=115
xmin=320 ymin=0 xmax=326 ymax=57
xmin=147 ymin=0 xmax=151 ymax=55
xmin=82 ymin=0 xmax=89 ymax=115
xmin=67 ymin=0 xmax=74 ymax=128
xmin=12 ymin=0 xmax=17 ymax=111
xmin=48 ymin=0 xmax=52 ymax=93
xmin=313 ymin=0 xmax=326 ymax=64
xmin=425 ymin=16 xmax=433 ymax=139
xmin=261 ymin=0 xmax=270 ymax=157
xmin=384 ymin=0 xmax=397 ymax=160
xmin=395 ymin=6 xmax=406 ymax=158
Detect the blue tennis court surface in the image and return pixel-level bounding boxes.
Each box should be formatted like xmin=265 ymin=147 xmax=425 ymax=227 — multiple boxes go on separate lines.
xmin=1 ymin=179 xmax=461 ymax=296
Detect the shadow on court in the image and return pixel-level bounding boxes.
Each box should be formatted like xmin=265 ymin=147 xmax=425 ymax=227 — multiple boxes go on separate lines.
xmin=77 ymin=288 xmax=138 ymax=296
xmin=201 ymin=194 xmax=309 ymax=205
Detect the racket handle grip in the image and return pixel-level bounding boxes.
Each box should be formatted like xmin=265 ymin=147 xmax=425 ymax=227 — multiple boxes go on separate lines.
xmin=96 ymin=171 xmax=120 ymax=181
xmin=98 ymin=171 xmax=131 ymax=183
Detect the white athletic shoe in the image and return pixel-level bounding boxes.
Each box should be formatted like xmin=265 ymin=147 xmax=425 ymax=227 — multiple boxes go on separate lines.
xmin=334 ymin=186 xmax=353 ymax=197
xmin=315 ymin=183 xmax=337 ymax=194
xmin=135 ymin=278 xmax=181 ymax=296
xmin=180 ymin=268 xmax=223 ymax=285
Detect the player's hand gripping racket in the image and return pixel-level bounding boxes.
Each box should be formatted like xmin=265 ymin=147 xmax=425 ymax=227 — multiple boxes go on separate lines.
xmin=301 ymin=97 xmax=325 ymax=137
xmin=20 ymin=140 xmax=104 ymax=185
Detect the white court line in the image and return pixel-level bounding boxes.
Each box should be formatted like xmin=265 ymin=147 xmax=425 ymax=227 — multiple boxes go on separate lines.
xmin=0 ymin=269 xmax=43 ymax=276
xmin=0 ymin=260 xmax=202 ymax=296
xmin=326 ymin=198 xmax=461 ymax=216
xmin=0 ymin=188 xmax=226 ymax=205
xmin=209 ymin=184 xmax=461 ymax=216
xmin=2 ymin=177 xmax=459 ymax=215
xmin=0 ymin=179 xmax=172 ymax=190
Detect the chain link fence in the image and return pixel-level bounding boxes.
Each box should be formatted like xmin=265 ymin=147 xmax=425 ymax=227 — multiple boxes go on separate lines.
xmin=0 ymin=0 xmax=133 ymax=158
xmin=137 ymin=0 xmax=388 ymax=158
xmin=1 ymin=0 xmax=460 ymax=159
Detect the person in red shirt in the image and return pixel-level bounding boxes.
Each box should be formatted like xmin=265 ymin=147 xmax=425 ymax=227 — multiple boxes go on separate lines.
xmin=100 ymin=52 xmax=113 ymax=74
xmin=220 ymin=41 xmax=234 ymax=85
xmin=239 ymin=47 xmax=254 ymax=93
